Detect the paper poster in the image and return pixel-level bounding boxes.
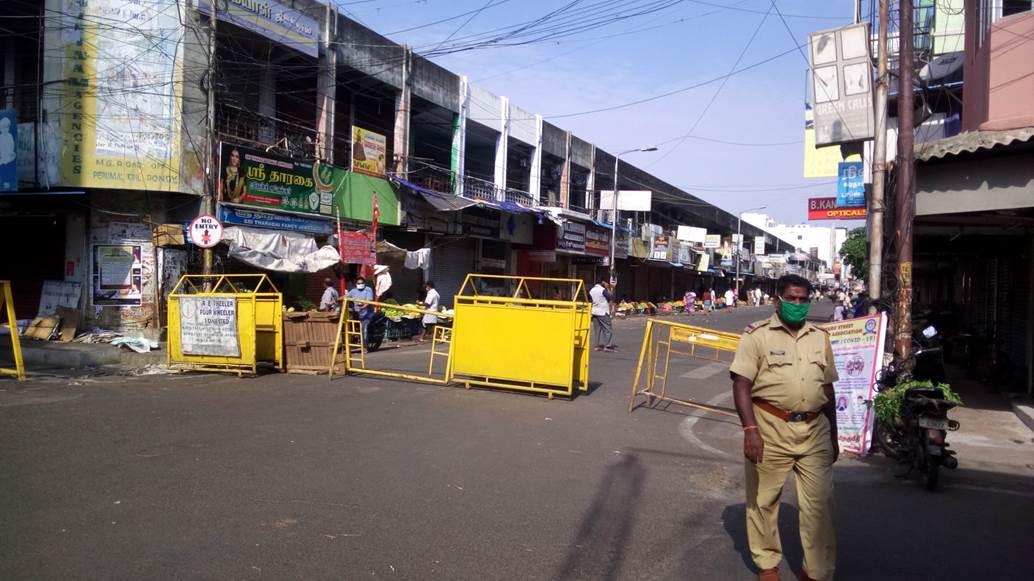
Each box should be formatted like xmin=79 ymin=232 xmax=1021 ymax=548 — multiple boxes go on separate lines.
xmin=821 ymin=314 xmax=888 ymax=454
xmin=178 ymin=296 xmax=240 ymax=357
xmin=93 ymin=245 xmax=142 ymax=306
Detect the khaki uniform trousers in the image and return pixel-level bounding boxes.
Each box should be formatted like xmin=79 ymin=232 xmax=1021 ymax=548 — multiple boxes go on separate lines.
xmin=745 ymin=404 xmax=836 ymax=580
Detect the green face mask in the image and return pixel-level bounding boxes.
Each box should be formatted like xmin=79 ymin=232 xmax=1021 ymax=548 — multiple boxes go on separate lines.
xmin=779 ymin=300 xmax=810 ymax=325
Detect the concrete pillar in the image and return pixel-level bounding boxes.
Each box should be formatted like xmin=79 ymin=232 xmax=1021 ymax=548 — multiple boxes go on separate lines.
xmin=586 ymin=145 xmax=597 ymax=218
xmin=493 ymin=96 xmax=509 ymax=200
xmin=452 ymin=76 xmax=469 ymax=195
xmin=393 ymin=46 xmax=412 ymax=176
xmin=258 ymin=67 xmax=276 ymax=144
xmin=559 ymin=130 xmax=572 ymax=208
xmin=315 ymin=4 xmax=336 ymax=162
xmin=528 ymin=114 xmax=542 ymax=204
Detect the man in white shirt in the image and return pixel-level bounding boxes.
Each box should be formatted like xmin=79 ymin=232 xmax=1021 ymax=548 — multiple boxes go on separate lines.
xmin=589 ymin=280 xmax=615 ymax=352
xmin=319 ymin=278 xmax=340 ymax=312
xmin=419 ymin=281 xmax=441 ymax=342
xmin=725 ymin=288 xmax=736 ymax=309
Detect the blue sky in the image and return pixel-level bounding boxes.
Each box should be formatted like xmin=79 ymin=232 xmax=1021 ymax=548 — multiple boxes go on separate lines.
xmin=338 ymin=0 xmax=859 ymax=224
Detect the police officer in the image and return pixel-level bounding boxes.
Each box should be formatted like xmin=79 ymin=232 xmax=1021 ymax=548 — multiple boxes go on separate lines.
xmin=730 ymin=274 xmax=839 ymax=581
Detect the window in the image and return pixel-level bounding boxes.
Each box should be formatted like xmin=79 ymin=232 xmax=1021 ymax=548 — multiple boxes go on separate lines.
xmin=1003 ymin=0 xmax=1034 ymax=18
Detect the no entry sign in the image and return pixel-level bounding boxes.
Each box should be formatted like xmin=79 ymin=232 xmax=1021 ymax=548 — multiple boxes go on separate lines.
xmin=190 ymin=215 xmax=224 ymax=248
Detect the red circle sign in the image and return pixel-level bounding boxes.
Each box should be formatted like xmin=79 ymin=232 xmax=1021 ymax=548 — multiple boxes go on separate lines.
xmin=190 ymin=215 xmax=223 ymax=248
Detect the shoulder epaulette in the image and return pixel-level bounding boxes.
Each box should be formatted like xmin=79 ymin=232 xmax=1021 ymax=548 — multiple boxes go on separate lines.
xmin=744 ymin=320 xmax=770 ymax=334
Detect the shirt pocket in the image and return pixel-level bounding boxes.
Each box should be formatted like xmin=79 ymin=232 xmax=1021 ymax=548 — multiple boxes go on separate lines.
xmin=806 ymin=351 xmax=830 ymax=384
xmin=761 ymin=353 xmax=795 ymax=384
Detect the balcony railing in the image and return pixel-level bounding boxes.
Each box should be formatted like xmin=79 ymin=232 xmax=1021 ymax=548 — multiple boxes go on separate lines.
xmin=216 ymin=102 xmax=317 ymax=159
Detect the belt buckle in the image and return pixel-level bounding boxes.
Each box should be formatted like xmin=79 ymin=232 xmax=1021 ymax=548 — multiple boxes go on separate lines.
xmin=788 ymin=411 xmax=809 ymax=422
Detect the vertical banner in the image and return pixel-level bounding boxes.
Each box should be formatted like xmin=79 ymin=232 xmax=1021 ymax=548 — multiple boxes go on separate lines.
xmin=351 ymin=126 xmax=387 ymax=177
xmin=754 ymin=235 xmax=766 ymax=256
xmin=822 ymin=314 xmax=888 ymax=454
xmin=836 ymin=161 xmax=865 ymax=207
xmin=46 ymin=0 xmax=184 ymax=190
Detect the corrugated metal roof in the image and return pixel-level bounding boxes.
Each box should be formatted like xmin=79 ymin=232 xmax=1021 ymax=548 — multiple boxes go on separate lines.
xmin=916 ymin=126 xmax=1034 ymax=161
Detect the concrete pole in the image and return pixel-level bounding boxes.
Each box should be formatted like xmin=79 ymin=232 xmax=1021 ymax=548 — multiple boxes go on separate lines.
xmin=202 ymin=1 xmax=218 ymax=279
xmin=869 ymin=0 xmax=889 ymax=307
xmin=494 ymin=96 xmax=510 ymax=200
xmin=609 ymin=154 xmax=621 ymax=285
xmin=735 ymin=215 xmax=742 ymax=303
xmin=894 ymin=0 xmax=916 ymax=365
xmin=315 ymin=3 xmax=337 ymax=163
xmin=393 ymin=46 xmax=411 ymax=177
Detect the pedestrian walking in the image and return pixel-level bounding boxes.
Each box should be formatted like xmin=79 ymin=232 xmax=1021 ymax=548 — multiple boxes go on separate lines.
xmin=419 ymin=281 xmax=440 ymax=342
xmin=346 ymin=277 xmax=375 ymax=349
xmin=589 ymin=280 xmax=615 ymax=352
xmin=730 ymin=274 xmax=839 ymax=581
xmin=725 ymin=288 xmax=736 ymax=309
xmin=832 ymin=301 xmax=846 ymax=322
xmin=319 ymin=277 xmax=340 ymax=312
xmin=684 ymin=289 xmax=696 ymax=314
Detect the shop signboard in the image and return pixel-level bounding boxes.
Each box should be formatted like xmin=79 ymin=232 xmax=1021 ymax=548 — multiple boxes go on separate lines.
xmin=678 ymin=244 xmax=692 ymax=265
xmin=585 ymin=225 xmax=610 ymax=257
xmin=677 ymin=225 xmax=706 ymax=243
xmin=558 ymin=221 xmax=586 ymax=253
xmin=703 ymin=234 xmax=721 ymax=249
xmin=196 ymin=0 xmax=318 ymax=58
xmin=46 ymin=0 xmax=184 ymax=191
xmin=754 ymin=235 xmax=766 ymax=256
xmin=351 ymin=126 xmax=387 ymax=178
xmin=218 ymin=205 xmax=334 ymax=236
xmin=808 ymin=197 xmax=867 ymax=220
xmin=696 ymin=252 xmax=710 ymax=272
xmin=809 ymin=24 xmax=874 ymax=146
xmin=616 ymin=229 xmax=629 ymax=259
xmin=93 ymin=244 xmax=142 ymax=306
xmin=218 ymin=143 xmax=335 ymax=216
xmin=821 ymin=314 xmax=887 ymax=454
xmin=836 ymin=161 xmax=865 ymax=207
xmin=526 ymin=250 xmax=557 ymax=263
xmin=0 ymin=110 xmax=16 ymax=192
xmin=177 ymin=296 xmax=241 ymax=357
xmin=339 ymin=231 xmax=375 ymax=265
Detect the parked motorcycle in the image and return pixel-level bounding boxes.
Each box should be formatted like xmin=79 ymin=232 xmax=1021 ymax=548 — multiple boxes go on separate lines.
xmin=872 ymin=327 xmax=961 ymax=490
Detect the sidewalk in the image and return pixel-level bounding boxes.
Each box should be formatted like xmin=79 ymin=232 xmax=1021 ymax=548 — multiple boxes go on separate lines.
xmin=0 ymin=335 xmax=165 ymax=375
xmin=940 ymin=373 xmax=1034 ymax=475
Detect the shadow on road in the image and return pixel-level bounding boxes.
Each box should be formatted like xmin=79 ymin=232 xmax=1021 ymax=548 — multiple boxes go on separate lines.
xmin=721 ymin=502 xmax=804 ymax=578
xmin=555 ymin=454 xmax=645 ymax=581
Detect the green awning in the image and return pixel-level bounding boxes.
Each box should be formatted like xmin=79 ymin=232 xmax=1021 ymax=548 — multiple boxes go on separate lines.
xmin=334 ymin=171 xmax=400 ymax=226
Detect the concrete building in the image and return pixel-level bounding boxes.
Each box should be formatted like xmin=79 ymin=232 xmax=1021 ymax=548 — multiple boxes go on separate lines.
xmin=741 ymin=213 xmax=849 ymax=275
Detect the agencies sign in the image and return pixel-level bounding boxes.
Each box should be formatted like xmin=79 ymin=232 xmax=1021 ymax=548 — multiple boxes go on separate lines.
xmin=808 ymin=197 xmax=867 ymax=220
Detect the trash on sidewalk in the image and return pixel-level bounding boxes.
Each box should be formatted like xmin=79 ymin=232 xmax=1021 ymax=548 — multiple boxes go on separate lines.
xmin=111 ymin=336 xmax=160 ymax=354
xmin=73 ymin=329 xmax=123 ymax=344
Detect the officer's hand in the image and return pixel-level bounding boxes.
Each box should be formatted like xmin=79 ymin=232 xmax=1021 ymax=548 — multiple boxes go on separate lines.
xmin=744 ymin=430 xmax=764 ymax=464
xmin=830 ymin=432 xmax=840 ymax=464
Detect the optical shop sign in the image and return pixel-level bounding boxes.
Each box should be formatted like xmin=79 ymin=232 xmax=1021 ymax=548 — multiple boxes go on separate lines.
xmin=821 ymin=314 xmax=887 ymax=455
xmin=178 ymin=296 xmax=240 ymax=357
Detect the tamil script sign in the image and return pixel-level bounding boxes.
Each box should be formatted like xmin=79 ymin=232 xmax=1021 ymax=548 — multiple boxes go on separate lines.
xmin=808 ymin=197 xmax=867 ymax=220
xmin=836 ymin=161 xmax=865 ymax=208
xmin=197 ymin=0 xmax=318 ymax=57
xmin=351 ymin=126 xmax=387 ymax=178
xmin=178 ymin=296 xmax=240 ymax=357
xmin=219 ymin=205 xmax=334 ymax=236
xmin=218 ymin=143 xmax=335 ymax=216
xmin=821 ymin=314 xmax=887 ymax=455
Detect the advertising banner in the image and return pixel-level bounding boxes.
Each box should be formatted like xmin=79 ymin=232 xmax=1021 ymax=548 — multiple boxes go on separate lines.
xmin=821 ymin=314 xmax=888 ymax=454
xmin=178 ymin=296 xmax=241 ymax=357
xmin=585 ymin=225 xmax=610 ymax=257
xmin=46 ymin=0 xmax=184 ymax=191
xmin=197 ymin=0 xmax=318 ymax=58
xmin=809 ymin=24 xmax=875 ymax=145
xmin=352 ymin=126 xmax=387 ymax=178
xmin=0 ymin=110 xmax=16 ymax=192
xmin=836 ymin=161 xmax=865 ymax=207
xmin=677 ymin=225 xmax=707 ymax=243
xmin=703 ymin=234 xmax=721 ymax=249
xmin=599 ymin=190 xmax=652 ymax=212
xmin=218 ymin=143 xmax=335 ymax=216
xmin=93 ymin=245 xmax=142 ymax=306
xmin=808 ymin=197 xmax=867 ymax=220
xmin=651 ymin=235 xmax=670 ymax=261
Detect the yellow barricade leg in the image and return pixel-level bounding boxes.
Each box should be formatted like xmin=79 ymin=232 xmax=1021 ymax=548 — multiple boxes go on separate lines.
xmin=1 ymin=281 xmax=26 ymax=381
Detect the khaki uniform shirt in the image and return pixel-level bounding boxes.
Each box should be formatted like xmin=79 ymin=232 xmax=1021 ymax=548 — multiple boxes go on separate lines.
xmin=730 ymin=313 xmax=839 ymax=412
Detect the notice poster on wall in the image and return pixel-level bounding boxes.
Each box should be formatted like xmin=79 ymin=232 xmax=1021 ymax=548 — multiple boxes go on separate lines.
xmin=93 ymin=245 xmax=142 ymax=306
xmin=339 ymin=230 xmax=375 ymax=265
xmin=821 ymin=313 xmax=887 ymax=455
xmin=178 ymin=296 xmax=240 ymax=357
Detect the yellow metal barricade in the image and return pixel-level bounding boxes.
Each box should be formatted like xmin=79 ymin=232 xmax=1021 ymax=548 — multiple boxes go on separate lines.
xmin=0 ymin=280 xmax=26 ymax=381
xmin=450 ymin=274 xmax=591 ymax=399
xmin=628 ymin=319 xmax=741 ymax=415
xmin=167 ymin=275 xmax=283 ymax=375
xmin=328 ymin=298 xmax=453 ymax=385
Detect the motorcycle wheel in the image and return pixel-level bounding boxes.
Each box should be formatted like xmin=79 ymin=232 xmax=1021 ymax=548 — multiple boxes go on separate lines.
xmin=874 ymin=422 xmax=905 ymax=460
xmin=924 ymin=459 xmax=941 ymax=490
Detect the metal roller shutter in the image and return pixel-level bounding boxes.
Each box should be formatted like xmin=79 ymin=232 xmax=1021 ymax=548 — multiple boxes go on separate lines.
xmin=431 ymin=239 xmax=476 ymax=309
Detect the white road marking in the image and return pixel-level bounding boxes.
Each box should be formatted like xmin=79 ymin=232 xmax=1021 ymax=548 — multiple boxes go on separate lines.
xmin=680 ymin=362 xmax=729 ymax=380
xmin=678 ymin=390 xmax=736 ymax=458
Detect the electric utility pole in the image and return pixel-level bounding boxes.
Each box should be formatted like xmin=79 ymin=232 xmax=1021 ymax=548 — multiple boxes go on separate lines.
xmin=203 ymin=2 xmax=218 ymax=277
xmin=894 ymin=0 xmax=916 ymax=364
xmin=868 ymin=0 xmax=889 ymax=307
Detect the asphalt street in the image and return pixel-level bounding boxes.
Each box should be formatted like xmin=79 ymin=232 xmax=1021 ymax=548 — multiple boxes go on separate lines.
xmin=2 ymin=303 xmax=1032 ymax=580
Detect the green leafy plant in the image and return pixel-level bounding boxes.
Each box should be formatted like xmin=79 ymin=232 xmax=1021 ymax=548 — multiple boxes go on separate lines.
xmin=874 ymin=379 xmax=963 ymax=426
